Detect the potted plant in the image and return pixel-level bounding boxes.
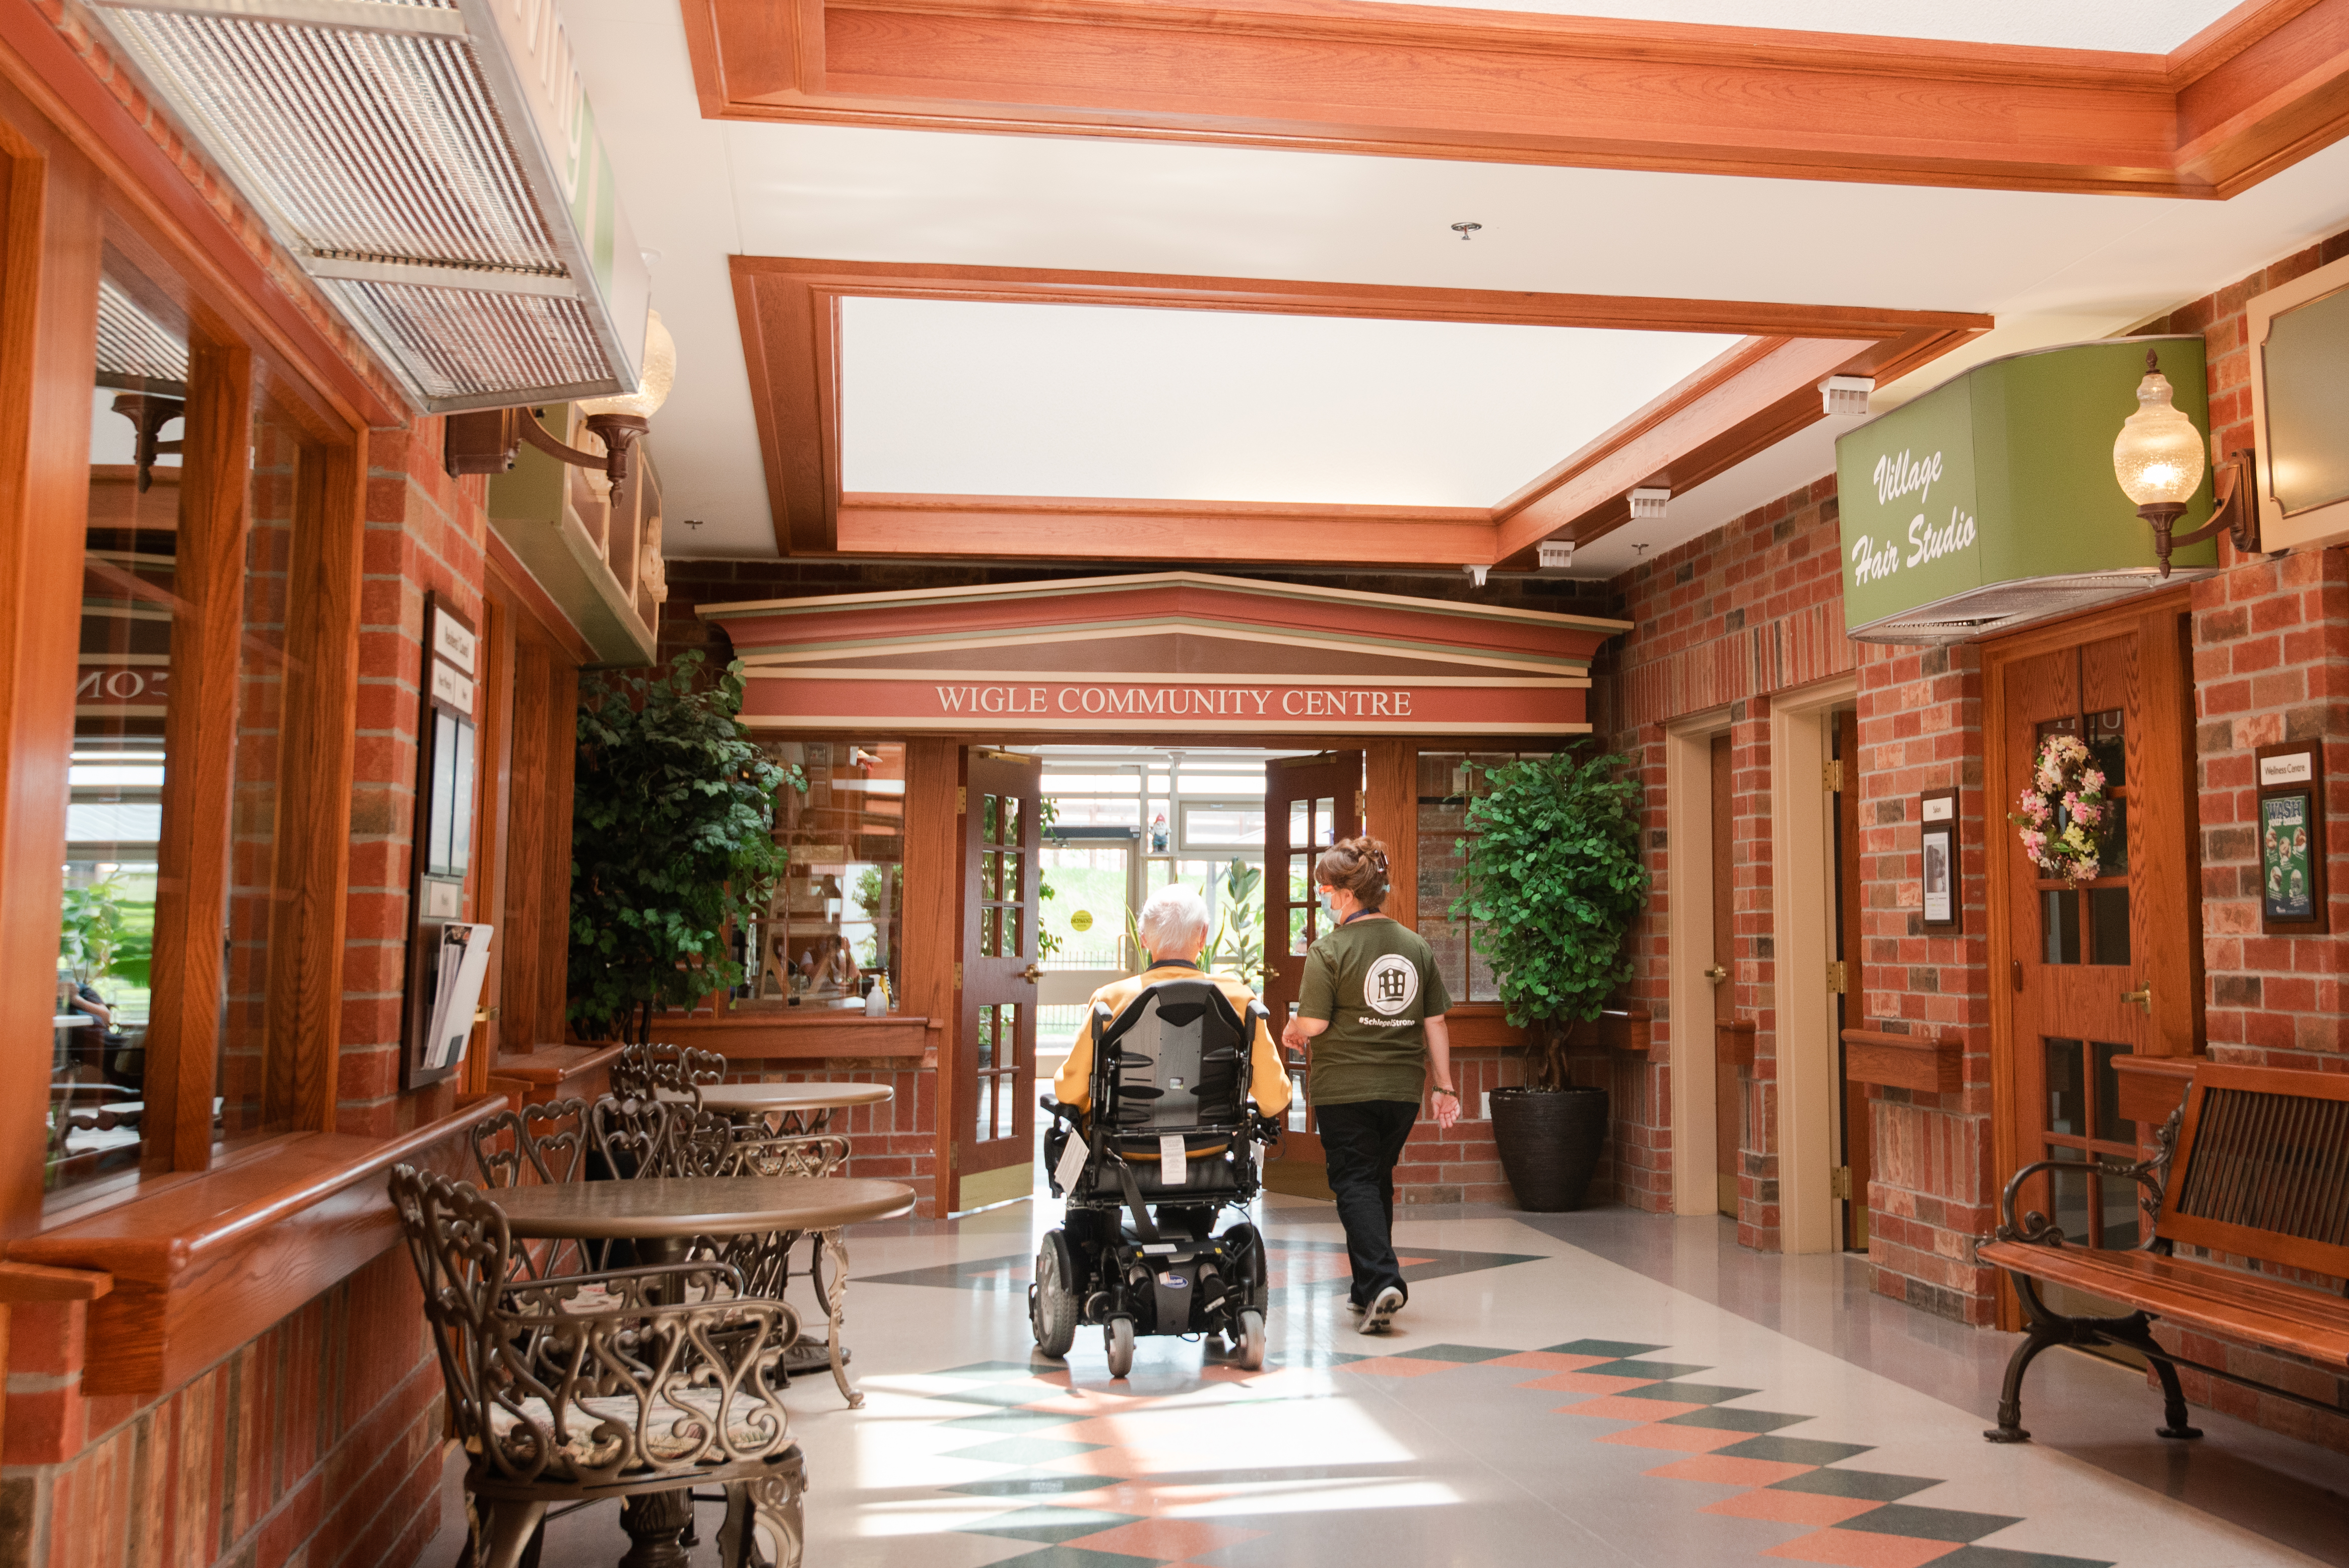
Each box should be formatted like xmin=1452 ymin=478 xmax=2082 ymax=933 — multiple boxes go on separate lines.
xmin=1452 ymin=748 xmax=1649 ymax=1211
xmin=569 ymin=651 xmax=801 ymax=1044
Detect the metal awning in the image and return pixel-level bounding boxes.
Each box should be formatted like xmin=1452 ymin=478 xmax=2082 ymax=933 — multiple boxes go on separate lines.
xmin=88 ymin=0 xmax=651 ymax=414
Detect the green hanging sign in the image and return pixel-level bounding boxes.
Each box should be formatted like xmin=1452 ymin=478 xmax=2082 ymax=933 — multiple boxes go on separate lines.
xmin=1836 ymin=338 xmax=2216 ymax=641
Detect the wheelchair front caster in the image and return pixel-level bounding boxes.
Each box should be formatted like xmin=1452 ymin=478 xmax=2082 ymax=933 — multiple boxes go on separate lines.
xmin=1235 ymin=1308 xmax=1265 ymax=1371
xmin=1105 ymin=1317 xmax=1135 ymax=1379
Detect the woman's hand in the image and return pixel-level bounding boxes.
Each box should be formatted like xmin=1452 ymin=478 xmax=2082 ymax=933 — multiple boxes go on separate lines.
xmin=1430 ymin=1086 xmax=1460 ymax=1131
xmin=1282 ymin=1015 xmax=1327 ymax=1055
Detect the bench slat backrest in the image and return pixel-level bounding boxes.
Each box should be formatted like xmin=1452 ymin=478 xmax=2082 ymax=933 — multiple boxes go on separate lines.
xmin=2159 ymin=1063 xmax=2349 ymax=1278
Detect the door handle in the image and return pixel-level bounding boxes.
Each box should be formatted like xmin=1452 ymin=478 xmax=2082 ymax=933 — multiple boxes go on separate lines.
xmin=1020 ymin=963 xmax=1046 ymax=982
xmin=1703 ymin=965 xmax=1729 ymax=985
xmin=1263 ymin=967 xmax=1280 ymax=981
xmin=2011 ymin=959 xmax=2023 ymax=993
xmin=2122 ymin=984 xmax=2152 ymax=1015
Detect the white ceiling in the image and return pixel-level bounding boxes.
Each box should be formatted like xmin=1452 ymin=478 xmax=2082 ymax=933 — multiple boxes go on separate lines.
xmin=1346 ymin=1 xmax=2239 ymax=52
xmin=563 ymin=2 xmax=2349 ymax=564
xmin=840 ymin=298 xmax=1737 ymax=507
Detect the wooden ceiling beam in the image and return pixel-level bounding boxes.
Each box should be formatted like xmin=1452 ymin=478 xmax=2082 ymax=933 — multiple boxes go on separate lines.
xmin=683 ymin=0 xmax=2349 ymax=199
xmin=730 ymin=255 xmax=1990 ymax=560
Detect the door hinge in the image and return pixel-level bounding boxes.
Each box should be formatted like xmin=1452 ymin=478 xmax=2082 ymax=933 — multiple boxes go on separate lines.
xmin=1831 ymin=1165 xmax=1854 ymax=1201
xmin=956 ymin=786 xmax=966 ymax=814
xmin=1823 ymin=760 xmax=1844 ymax=792
xmin=949 ymin=1141 xmax=960 ymax=1172
xmin=953 ymin=962 xmax=963 ymax=990
xmin=1825 ymin=960 xmax=1848 ymax=994
xmin=1354 ymin=788 xmax=1365 ymax=819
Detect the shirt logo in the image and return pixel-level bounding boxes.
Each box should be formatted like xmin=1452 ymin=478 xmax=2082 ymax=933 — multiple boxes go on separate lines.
xmin=1364 ymin=954 xmax=1418 ymax=1017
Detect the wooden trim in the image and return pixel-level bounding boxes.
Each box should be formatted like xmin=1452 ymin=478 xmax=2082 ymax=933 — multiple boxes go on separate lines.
xmin=469 ymin=591 xmax=516 ymax=1085
xmin=0 ymin=1260 xmax=112 ymax=1302
xmin=485 ymin=1042 xmax=626 ymax=1107
xmin=903 ymin=739 xmax=960 ymax=1211
xmin=144 ymin=343 xmax=253 ymax=1173
xmin=266 ymin=433 xmax=363 ymax=1133
xmin=686 ymin=0 xmax=2349 ymax=199
xmin=8 ymin=1095 xmax=504 ymax=1397
xmin=1717 ymin=1018 xmax=1756 ymax=1070
xmin=730 ymin=256 xmax=1988 ymax=558
xmin=0 ymin=111 xmax=103 ymax=1238
xmin=649 ymin=1013 xmax=934 ymax=1060
xmin=1364 ymin=739 xmax=1414 ymax=927
xmin=1840 ymin=1028 xmax=1961 ymax=1094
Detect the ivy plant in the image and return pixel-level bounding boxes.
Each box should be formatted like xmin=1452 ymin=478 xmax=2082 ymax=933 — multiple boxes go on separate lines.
xmin=569 ymin=651 xmax=802 ymax=1043
xmin=1451 ymin=748 xmax=1650 ymax=1090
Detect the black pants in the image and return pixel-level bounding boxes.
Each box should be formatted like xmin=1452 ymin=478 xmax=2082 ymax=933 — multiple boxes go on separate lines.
xmin=1316 ymin=1099 xmax=1419 ymax=1308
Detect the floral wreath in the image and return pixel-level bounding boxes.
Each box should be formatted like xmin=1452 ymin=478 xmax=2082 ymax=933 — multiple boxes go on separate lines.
xmin=2010 ymin=734 xmax=2108 ymax=886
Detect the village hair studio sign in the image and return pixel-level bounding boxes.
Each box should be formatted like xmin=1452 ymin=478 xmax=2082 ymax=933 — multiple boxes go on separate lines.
xmin=698 ymin=573 xmax=1629 ymax=736
xmin=1836 ymin=336 xmax=2221 ymax=645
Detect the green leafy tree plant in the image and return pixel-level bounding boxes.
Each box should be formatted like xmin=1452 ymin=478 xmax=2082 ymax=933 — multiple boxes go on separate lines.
xmin=569 ymin=651 xmax=802 ymax=1043
xmin=1452 ymin=749 xmax=1650 ymax=1090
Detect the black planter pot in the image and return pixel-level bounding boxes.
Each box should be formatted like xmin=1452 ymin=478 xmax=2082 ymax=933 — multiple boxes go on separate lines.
xmin=1489 ymin=1085 xmax=1609 ymax=1212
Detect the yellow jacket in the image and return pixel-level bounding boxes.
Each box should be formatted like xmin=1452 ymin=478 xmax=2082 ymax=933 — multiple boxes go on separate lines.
xmin=1053 ymin=960 xmax=1293 ymax=1120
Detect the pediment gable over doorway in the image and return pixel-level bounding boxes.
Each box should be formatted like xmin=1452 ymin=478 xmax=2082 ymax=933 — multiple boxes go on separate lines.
xmin=698 ymin=571 xmax=1628 ymax=735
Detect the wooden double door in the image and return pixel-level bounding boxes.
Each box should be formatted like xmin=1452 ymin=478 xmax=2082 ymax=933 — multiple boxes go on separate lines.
xmin=1988 ymin=596 xmax=2198 ymax=1262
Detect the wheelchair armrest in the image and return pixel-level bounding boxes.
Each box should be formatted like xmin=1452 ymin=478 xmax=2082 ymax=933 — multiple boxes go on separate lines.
xmin=1039 ymin=1096 xmax=1085 ymax=1127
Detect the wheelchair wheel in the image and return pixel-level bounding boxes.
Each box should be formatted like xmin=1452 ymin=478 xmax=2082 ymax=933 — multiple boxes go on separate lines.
xmin=1235 ymin=1308 xmax=1266 ymax=1371
xmin=1105 ymin=1317 xmax=1135 ymax=1379
xmin=1222 ymin=1222 xmax=1269 ymax=1311
xmin=1031 ymin=1234 xmax=1079 ymax=1359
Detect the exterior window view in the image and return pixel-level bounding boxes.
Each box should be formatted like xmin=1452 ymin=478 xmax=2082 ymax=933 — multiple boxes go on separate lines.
xmin=3 ymin=3 xmax=2349 ymax=1567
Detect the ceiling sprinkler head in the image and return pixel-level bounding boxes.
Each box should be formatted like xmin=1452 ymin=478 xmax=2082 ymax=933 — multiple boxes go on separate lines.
xmin=1451 ymin=222 xmax=1482 ymax=241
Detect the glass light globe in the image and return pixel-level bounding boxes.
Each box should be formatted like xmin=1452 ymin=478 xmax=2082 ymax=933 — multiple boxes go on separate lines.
xmin=2112 ymin=361 xmax=2204 ymax=507
xmin=579 ymin=308 xmax=675 ymax=420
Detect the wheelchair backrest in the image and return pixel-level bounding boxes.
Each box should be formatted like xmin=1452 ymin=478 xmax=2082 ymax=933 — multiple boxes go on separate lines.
xmin=1093 ymin=978 xmax=1251 ymax=1139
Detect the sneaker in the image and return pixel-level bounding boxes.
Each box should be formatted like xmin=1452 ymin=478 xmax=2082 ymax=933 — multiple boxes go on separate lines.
xmin=1356 ymin=1286 xmax=1404 ymax=1335
xmin=1344 ymin=1299 xmax=1366 ymax=1322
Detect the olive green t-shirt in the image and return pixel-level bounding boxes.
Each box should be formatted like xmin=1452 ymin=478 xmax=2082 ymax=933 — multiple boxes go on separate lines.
xmin=1297 ymin=917 xmax=1451 ymax=1107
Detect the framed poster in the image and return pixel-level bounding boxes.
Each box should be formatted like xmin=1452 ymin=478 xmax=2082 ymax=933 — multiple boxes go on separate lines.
xmin=1920 ymin=788 xmax=1961 ymax=932
xmin=2255 ymin=743 xmax=2328 ymax=933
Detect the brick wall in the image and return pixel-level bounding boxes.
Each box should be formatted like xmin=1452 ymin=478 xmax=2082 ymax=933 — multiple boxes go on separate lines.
xmin=2135 ymin=227 xmax=2349 ymax=1453
xmin=1852 ymin=638 xmax=1997 ymax=1324
xmin=1598 ymin=477 xmax=1855 ymax=1242
xmin=2 ymin=1252 xmax=446 ymax=1568
xmin=344 ymin=422 xmax=490 ymax=1139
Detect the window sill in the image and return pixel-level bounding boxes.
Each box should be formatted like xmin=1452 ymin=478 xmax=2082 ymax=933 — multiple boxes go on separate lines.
xmin=637 ymin=1012 xmax=936 ymax=1062
xmin=5 ymin=1094 xmax=507 ymax=1396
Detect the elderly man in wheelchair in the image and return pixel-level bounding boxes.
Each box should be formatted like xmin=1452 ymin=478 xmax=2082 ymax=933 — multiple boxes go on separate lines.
xmin=1033 ymin=884 xmax=1293 ymax=1377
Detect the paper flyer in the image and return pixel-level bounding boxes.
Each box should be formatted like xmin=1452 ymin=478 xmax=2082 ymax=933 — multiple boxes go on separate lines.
xmin=424 ymin=923 xmax=494 ymax=1071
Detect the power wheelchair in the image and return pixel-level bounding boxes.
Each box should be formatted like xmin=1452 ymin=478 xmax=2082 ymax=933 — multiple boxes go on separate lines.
xmin=1031 ymin=976 xmax=1283 ymax=1378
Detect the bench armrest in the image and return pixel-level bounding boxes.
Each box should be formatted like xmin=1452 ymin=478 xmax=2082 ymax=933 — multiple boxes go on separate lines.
xmin=1995 ymin=1109 xmax=2182 ymax=1253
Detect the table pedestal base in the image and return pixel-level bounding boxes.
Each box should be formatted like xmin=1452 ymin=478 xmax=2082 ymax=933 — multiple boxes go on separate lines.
xmin=617 ymin=1490 xmax=694 ymax=1568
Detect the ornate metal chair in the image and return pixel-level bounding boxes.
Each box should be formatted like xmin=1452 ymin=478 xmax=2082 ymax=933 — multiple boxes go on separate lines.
xmin=471 ymin=1098 xmax=596 ymax=1281
xmin=388 ymin=1164 xmax=804 ymax=1568
xmin=610 ymin=1042 xmax=727 ymax=1099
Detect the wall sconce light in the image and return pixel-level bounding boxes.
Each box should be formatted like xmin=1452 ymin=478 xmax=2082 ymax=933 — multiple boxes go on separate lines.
xmin=2111 ymin=349 xmax=2258 ymax=577
xmin=1629 ymin=486 xmax=1670 ymax=520
xmin=112 ymin=393 xmax=184 ymax=492
xmin=443 ymin=310 xmax=676 ymax=483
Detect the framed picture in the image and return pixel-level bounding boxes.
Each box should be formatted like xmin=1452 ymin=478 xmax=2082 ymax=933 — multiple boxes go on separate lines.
xmin=1920 ymin=787 xmax=1960 ymax=932
xmin=2255 ymin=743 xmax=2328 ymax=933
xmin=403 ymin=595 xmax=486 ymax=1087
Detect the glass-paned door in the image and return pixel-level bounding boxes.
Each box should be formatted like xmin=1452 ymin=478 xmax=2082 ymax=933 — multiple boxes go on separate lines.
xmin=960 ymin=750 xmax=1042 ymax=1206
xmin=1997 ymin=614 xmax=2192 ymax=1259
xmin=1261 ymin=752 xmax=1362 ymax=1179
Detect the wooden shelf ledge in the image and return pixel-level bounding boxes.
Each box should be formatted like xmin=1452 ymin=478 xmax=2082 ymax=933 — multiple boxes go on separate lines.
xmin=1842 ymin=1028 xmax=1961 ymax=1094
xmin=1598 ymin=1009 xmax=1653 ymax=1053
xmin=2114 ymin=1053 xmax=2202 ymax=1126
xmin=5 ymin=1094 xmax=506 ymax=1396
xmin=489 ymin=1041 xmax=627 ymax=1105
xmin=1718 ymin=1019 xmax=1757 ymax=1070
xmin=641 ymin=1013 xmax=934 ymax=1061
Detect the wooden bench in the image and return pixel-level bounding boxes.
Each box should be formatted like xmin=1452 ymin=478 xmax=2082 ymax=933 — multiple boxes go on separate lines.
xmin=1977 ymin=1062 xmax=2349 ymax=1445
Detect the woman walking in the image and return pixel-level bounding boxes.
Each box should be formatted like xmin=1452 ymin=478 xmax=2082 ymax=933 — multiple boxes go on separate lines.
xmin=1281 ymin=835 xmax=1458 ymax=1335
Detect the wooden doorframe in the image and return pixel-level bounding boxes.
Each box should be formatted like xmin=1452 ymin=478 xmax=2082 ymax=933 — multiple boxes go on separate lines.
xmin=1665 ymin=707 xmax=1731 ymax=1216
xmin=1768 ymin=673 xmax=1859 ymax=1255
xmin=1982 ymin=590 xmax=2199 ymax=1327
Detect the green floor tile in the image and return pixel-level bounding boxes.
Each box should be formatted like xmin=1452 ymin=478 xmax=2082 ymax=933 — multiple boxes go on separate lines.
xmin=1659 ymin=1406 xmax=1813 ymax=1433
xmin=1848 ymin=1503 xmax=2025 ymax=1543
xmin=1614 ymin=1382 xmax=1761 ymax=1405
xmin=1771 ymin=1469 xmax=1944 ymax=1502
xmin=964 ymin=1505 xmax=1145 ymax=1544
xmin=1542 ymin=1339 xmax=1670 ymax=1358
xmin=945 ymin=1470 xmax=1126 ymax=1498
xmin=1393 ymin=1343 xmax=1517 ymax=1362
xmin=1714 ymin=1435 xmax=1873 ymax=1466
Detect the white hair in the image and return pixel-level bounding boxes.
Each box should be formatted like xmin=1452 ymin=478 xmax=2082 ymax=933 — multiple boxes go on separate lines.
xmin=1137 ymin=884 xmax=1211 ymax=954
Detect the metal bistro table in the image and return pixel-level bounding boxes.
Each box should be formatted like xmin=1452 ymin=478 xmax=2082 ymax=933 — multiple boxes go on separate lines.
xmin=661 ymin=1080 xmax=894 ymax=1139
xmin=488 ymin=1176 xmax=915 ymax=1567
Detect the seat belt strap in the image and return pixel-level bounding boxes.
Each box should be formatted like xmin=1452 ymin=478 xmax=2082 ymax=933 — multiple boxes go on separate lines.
xmin=1107 ymin=1141 xmax=1160 ymax=1244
